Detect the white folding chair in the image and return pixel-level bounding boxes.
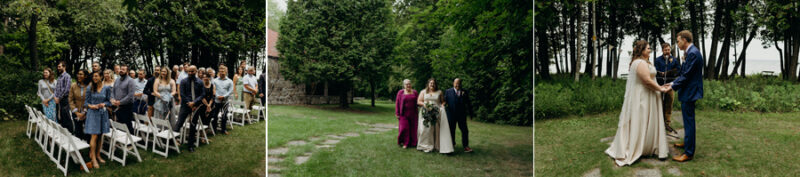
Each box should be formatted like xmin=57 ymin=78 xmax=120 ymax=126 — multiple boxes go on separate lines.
xmin=229 ymin=101 xmax=250 ymax=126
xmin=53 ymin=126 xmax=90 ymax=176
xmin=108 ymin=121 xmax=143 ymax=166
xmin=151 ymin=118 xmax=181 ymax=157
xmin=252 ymin=104 xmax=266 ymax=122
xmin=218 ymin=102 xmax=234 ymax=130
xmin=133 ymin=114 xmax=157 ymax=149
xmin=25 ymin=105 xmax=40 ymax=138
xmin=180 ymin=109 xmax=209 ymax=147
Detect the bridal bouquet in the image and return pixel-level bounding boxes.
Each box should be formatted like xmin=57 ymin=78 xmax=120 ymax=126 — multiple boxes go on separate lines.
xmin=421 ymin=102 xmax=439 ymax=127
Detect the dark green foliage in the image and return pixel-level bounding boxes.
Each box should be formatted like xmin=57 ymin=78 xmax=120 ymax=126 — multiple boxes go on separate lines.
xmin=536 ymin=74 xmax=800 ymax=119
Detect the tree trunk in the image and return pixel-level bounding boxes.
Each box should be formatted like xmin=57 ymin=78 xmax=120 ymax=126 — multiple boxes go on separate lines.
xmin=29 ymin=13 xmax=39 ymax=70
xmin=370 ymin=80 xmax=376 ymax=107
xmin=536 ymin=23 xmax=551 ymax=79
xmin=574 ymin=1 xmax=582 ymax=82
xmin=340 ymin=80 xmax=350 ymax=108
xmin=730 ymin=28 xmax=756 ymax=77
xmin=707 ymin=0 xmax=723 ymax=79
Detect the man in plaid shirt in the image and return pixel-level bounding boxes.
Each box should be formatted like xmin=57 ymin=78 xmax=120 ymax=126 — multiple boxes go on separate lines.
xmin=54 ymin=61 xmax=73 ymax=130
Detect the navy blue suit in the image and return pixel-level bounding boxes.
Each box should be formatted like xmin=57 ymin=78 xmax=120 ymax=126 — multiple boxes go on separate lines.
xmin=175 ymin=75 xmax=206 ymax=148
xmin=670 ymin=44 xmax=704 ymax=156
xmin=445 ymin=88 xmax=472 ymax=148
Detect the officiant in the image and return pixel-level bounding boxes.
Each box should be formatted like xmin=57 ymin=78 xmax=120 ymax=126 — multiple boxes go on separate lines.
xmin=655 ymin=43 xmax=681 ymax=133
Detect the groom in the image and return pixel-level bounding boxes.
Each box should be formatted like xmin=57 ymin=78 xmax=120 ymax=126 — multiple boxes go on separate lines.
xmin=445 ymin=78 xmax=473 ymax=153
xmin=665 ymin=30 xmax=704 ymax=162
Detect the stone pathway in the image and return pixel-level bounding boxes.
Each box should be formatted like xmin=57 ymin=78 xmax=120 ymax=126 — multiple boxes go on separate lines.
xmin=586 ymin=111 xmax=686 ymax=177
xmin=267 ymin=122 xmax=397 ymax=176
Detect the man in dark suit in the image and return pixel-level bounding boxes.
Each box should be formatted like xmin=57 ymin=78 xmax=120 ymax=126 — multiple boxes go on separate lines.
xmin=655 ymin=43 xmax=681 ymax=133
xmin=445 ymin=78 xmax=473 ymax=153
xmin=174 ymin=65 xmax=205 ymax=152
xmin=666 ymin=30 xmax=704 ymax=162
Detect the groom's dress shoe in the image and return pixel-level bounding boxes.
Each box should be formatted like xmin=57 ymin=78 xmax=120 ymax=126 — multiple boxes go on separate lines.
xmin=674 ymin=143 xmax=685 ymax=148
xmin=464 ymin=147 xmax=473 ymax=153
xmin=672 ymin=154 xmax=693 ymax=162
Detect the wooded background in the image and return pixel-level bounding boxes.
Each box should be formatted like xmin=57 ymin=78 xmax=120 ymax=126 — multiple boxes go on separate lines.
xmin=535 ymin=0 xmax=800 ymax=81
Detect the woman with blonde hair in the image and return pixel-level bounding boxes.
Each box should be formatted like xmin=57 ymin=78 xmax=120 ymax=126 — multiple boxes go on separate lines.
xmin=605 ymin=40 xmax=670 ymax=166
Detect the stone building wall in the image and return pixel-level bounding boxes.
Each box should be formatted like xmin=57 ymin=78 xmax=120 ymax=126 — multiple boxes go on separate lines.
xmin=268 ymin=58 xmax=349 ymax=105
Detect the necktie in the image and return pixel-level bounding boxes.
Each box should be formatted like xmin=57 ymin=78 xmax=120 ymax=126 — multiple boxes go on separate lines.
xmin=191 ymin=79 xmax=196 ymax=100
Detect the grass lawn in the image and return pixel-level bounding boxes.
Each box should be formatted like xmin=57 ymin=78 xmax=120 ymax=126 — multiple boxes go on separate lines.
xmin=0 ymin=119 xmax=266 ymax=176
xmin=268 ymin=100 xmax=533 ymax=176
xmin=535 ymin=110 xmax=800 ymax=176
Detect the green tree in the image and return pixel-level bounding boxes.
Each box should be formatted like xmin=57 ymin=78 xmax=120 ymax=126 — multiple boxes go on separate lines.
xmin=277 ymin=0 xmax=395 ymax=108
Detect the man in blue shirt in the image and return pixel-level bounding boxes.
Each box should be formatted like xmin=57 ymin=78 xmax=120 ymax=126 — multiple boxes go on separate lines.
xmin=654 ymin=43 xmax=681 ymax=134
xmin=174 ymin=65 xmax=205 ymax=152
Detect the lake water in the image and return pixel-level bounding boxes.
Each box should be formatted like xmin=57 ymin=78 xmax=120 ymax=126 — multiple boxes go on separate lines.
xmin=548 ymin=57 xmax=784 ymax=77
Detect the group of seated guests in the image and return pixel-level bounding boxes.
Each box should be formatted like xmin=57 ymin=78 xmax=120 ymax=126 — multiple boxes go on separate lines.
xmin=36 ymin=60 xmax=266 ymax=170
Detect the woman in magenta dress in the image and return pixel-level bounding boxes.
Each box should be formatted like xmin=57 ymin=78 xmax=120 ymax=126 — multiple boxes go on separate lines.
xmin=395 ymin=79 xmax=418 ymax=148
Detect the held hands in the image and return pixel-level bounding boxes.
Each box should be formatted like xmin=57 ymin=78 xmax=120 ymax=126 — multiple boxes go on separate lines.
xmin=659 ymin=83 xmax=673 ymax=92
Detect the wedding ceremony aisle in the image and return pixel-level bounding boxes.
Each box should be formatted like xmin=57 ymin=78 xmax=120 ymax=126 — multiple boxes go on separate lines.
xmin=535 ymin=111 xmax=800 ymax=176
xmin=266 ymin=100 xmax=532 ymax=177
xmin=0 ymin=110 xmax=266 ymax=176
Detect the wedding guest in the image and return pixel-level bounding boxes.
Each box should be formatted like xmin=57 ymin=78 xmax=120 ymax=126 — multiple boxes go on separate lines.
xmin=111 ymin=64 xmax=137 ymax=133
xmin=200 ymin=71 xmax=216 ymax=136
xmin=445 ymin=78 xmax=473 ymax=153
xmin=172 ymin=65 xmax=180 ymax=81
xmin=84 ymin=71 xmax=111 ymax=169
xmin=133 ymin=69 xmax=148 ymax=114
xmin=37 ymin=68 xmax=57 ymax=121
xmin=242 ymin=66 xmax=258 ymax=114
xmin=212 ymin=65 xmax=233 ymax=135
xmin=69 ymin=69 xmax=90 ymax=140
xmin=655 ymin=43 xmax=681 ymax=133
xmin=128 ymin=70 xmax=136 ymax=79
xmin=258 ymin=68 xmax=266 ymax=105
xmin=233 ymin=65 xmax=245 ymax=101
xmin=91 ymin=61 xmax=101 ymax=73
xmin=395 ymin=79 xmax=418 ymax=148
xmin=54 ymin=61 xmax=73 ymax=130
xmin=175 ymin=65 xmax=205 ymax=152
xmin=153 ymin=67 xmax=177 ymax=127
xmin=113 ymin=65 xmax=120 ymax=80
xmin=103 ymin=69 xmax=115 ymax=88
xmin=144 ymin=66 xmax=161 ymax=120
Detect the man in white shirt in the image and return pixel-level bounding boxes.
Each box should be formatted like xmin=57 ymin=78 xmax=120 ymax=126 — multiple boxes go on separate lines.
xmin=242 ymin=66 xmax=259 ymax=115
xmin=212 ymin=65 xmax=234 ymax=134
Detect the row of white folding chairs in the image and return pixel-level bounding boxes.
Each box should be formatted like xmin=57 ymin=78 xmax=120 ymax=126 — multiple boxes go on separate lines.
xmin=132 ymin=111 xmax=182 ymax=158
xmin=100 ymin=120 xmax=143 ymax=166
xmin=25 ymin=105 xmax=90 ymax=176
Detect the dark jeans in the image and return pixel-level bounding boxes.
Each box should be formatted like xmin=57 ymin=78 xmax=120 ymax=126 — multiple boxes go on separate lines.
xmin=212 ymin=102 xmax=229 ymax=133
xmin=115 ymin=104 xmax=135 ymax=133
xmin=56 ymin=101 xmax=74 ymax=132
xmin=175 ymin=103 xmax=201 ymax=148
xmin=448 ymin=114 xmax=469 ymax=148
xmin=72 ymin=113 xmax=89 ymax=141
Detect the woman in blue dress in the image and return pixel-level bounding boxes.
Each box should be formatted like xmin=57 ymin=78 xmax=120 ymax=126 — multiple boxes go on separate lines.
xmin=84 ymin=71 xmax=111 ymax=169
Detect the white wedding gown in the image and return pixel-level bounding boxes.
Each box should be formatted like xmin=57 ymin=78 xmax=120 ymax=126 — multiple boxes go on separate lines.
xmin=417 ymin=89 xmax=454 ymax=153
xmin=605 ymin=59 xmax=669 ymax=166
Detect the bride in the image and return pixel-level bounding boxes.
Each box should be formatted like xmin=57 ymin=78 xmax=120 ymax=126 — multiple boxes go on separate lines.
xmin=605 ymin=40 xmax=669 ymax=166
xmin=417 ymin=78 xmax=454 ymax=154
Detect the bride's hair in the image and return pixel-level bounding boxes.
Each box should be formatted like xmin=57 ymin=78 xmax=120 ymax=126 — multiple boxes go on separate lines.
xmin=630 ymin=40 xmax=651 ymax=66
xmin=425 ymin=78 xmax=438 ymax=92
